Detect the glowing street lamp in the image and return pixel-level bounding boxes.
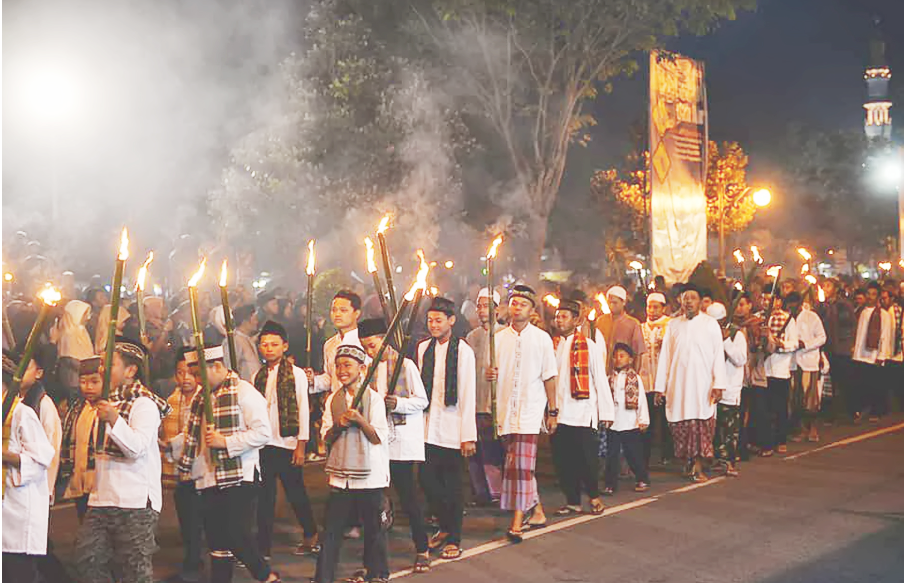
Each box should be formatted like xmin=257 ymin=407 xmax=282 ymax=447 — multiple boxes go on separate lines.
xmin=752 ymin=188 xmax=772 ymax=207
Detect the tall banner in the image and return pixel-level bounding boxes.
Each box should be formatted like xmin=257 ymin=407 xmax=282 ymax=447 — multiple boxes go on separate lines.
xmin=649 ymin=50 xmax=708 ymax=284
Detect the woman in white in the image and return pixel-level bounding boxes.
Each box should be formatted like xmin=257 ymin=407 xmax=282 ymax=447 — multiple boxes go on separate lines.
xmin=56 ymin=300 xmax=95 ymax=361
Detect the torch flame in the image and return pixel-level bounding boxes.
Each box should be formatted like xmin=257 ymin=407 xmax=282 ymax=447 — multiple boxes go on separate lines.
xmin=750 ymin=245 xmax=762 ymax=264
xmin=733 ymin=249 xmax=745 ymax=263
xmin=818 ymin=287 xmax=826 ymax=303
xmin=595 ymin=293 xmax=611 ymax=315
xmin=804 ymin=274 xmax=817 ymax=285
xmin=588 ymin=308 xmax=597 ymax=321
xmin=118 ymin=228 xmax=130 ymax=261
xmin=404 ymin=249 xmax=430 ymax=301
xmin=219 ymin=259 xmax=228 ymax=287
xmin=487 ymin=235 xmax=503 ymax=260
xmin=377 ymin=214 xmax=391 ymax=235
xmin=734 ymin=282 xmax=743 ymax=291
xmin=38 ymin=284 xmax=62 ymax=307
xmin=543 ymin=294 xmax=560 ymax=308
xmin=878 ymin=261 xmax=892 ymax=271
xmin=364 ymin=238 xmax=377 ymax=273
xmin=306 ymin=240 xmax=315 ymax=276
xmin=797 ymin=248 xmax=812 ymax=261
xmin=137 ymin=252 xmax=154 ymax=291
xmin=801 ymin=263 xmax=810 ymax=274
xmin=188 ymin=258 xmax=207 ymax=288
xmin=430 ymin=286 xmax=439 ymax=297
xmin=629 ymin=260 xmax=643 ymax=270
xmin=766 ymin=265 xmax=782 ymax=279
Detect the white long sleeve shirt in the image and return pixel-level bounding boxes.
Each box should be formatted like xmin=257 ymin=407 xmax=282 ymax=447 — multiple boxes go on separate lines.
xmin=764 ymin=314 xmax=799 ymax=380
xmin=3 ymin=404 xmax=55 ymax=555
xmin=90 ymin=396 xmax=163 ymax=512
xmin=554 ymin=333 xmax=614 ymax=428
xmin=34 ymin=393 xmax=62 ymax=505
xmin=262 ymin=362 xmax=310 ymax=450
xmin=417 ymin=339 xmax=478 ymax=449
xmin=852 ymin=306 xmax=893 ymax=364
xmin=792 ymin=308 xmax=827 ymax=372
xmin=494 ymin=324 xmax=558 ymax=436
xmin=609 ymin=370 xmax=650 ymax=432
xmin=374 ymin=357 xmax=429 ymax=461
xmin=313 ymin=329 xmax=363 ymax=394
xmin=720 ymin=331 xmax=748 ymax=406
xmin=321 ymin=388 xmax=390 ymax=490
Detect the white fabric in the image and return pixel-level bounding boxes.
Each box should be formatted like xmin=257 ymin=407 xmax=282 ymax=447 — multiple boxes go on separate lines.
xmin=185 ymin=345 xmax=225 ymax=364
xmin=792 ymin=308 xmax=827 ymax=372
xmin=35 ymin=394 xmax=62 ymax=505
xmin=263 ymin=362 xmax=310 ymax=449
xmin=706 ymin=302 xmax=727 ymax=321
xmin=58 ymin=300 xmax=95 ymax=360
xmin=493 ymin=324 xmax=558 ymax=435
xmin=554 ymin=333 xmax=614 ymax=428
xmin=89 ymin=397 xmax=163 ymax=511
xmin=609 ymin=370 xmax=650 ymax=432
xmin=654 ymin=313 xmax=727 ymax=423
xmin=852 ymin=306 xmax=893 ymax=364
xmin=224 ymin=329 xmax=262 ymax=382
xmin=720 ymin=331 xmax=748 ymax=406
xmin=640 ymin=316 xmax=670 ymax=389
xmin=417 ymin=339 xmax=478 ymax=449
xmin=374 ymin=358 xmax=428 ymax=461
xmin=321 ymin=388 xmax=390 ymax=489
xmin=764 ymin=314 xmax=799 ymax=379
xmin=3 ymin=404 xmax=54 ymax=555
xmin=607 ymin=286 xmax=627 ymax=301
xmin=647 ymin=293 xmax=667 ymax=306
xmin=477 ymin=287 xmax=501 ymax=305
xmin=313 ymin=329 xmax=363 ymax=394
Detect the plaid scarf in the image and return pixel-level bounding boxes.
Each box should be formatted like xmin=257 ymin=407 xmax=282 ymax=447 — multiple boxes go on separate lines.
xmin=553 ymin=332 xmax=591 ymax=400
xmin=768 ymin=309 xmax=792 ymax=344
xmin=421 ymin=337 xmax=460 ymax=407
xmin=609 ymin=367 xmax=640 ymax=410
xmin=98 ymin=381 xmax=172 ymax=456
xmin=865 ymin=306 xmax=882 ymax=351
xmin=59 ymin=398 xmax=98 ymax=489
xmin=178 ymin=373 xmax=244 ymax=488
xmin=253 ymin=357 xmax=299 ymax=438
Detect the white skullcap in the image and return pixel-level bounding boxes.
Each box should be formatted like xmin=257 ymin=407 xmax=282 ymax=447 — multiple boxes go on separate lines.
xmin=707 ymin=302 xmax=727 ymax=321
xmin=647 ymin=292 xmax=667 ymax=306
xmin=184 ymin=345 xmax=225 ymax=364
xmin=478 ymin=287 xmax=501 ymax=305
xmin=607 ymin=286 xmax=627 ymax=301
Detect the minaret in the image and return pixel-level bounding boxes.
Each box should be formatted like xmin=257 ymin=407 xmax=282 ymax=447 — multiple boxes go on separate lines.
xmin=864 ymin=18 xmax=892 ymax=140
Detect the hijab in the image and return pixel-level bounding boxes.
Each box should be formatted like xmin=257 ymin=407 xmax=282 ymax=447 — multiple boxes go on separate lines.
xmin=58 ymin=300 xmax=95 ymax=360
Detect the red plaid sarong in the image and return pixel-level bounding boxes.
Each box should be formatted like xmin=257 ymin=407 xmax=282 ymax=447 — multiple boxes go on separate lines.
xmin=669 ymin=417 xmax=716 ymax=459
xmin=500 ymin=434 xmax=539 ymax=511
xmin=552 ymin=333 xmax=590 ymax=400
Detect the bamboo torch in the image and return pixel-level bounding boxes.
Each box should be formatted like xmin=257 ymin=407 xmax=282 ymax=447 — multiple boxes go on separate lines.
xmin=2 ymin=285 xmax=61 ymax=424
xmin=219 ymin=259 xmax=238 ymax=373
xmin=97 ymin=228 xmax=129 ymax=448
xmin=305 ymin=240 xmax=315 ymax=369
xmin=188 ymin=259 xmax=214 ymax=423
xmin=365 ymin=237 xmax=392 ymax=326
xmin=136 ymin=252 xmax=154 ymax=384
xmin=486 ymin=235 xmax=502 ymax=436
xmin=725 ymin=249 xmax=760 ymax=339
xmin=386 ymin=250 xmax=430 ymax=397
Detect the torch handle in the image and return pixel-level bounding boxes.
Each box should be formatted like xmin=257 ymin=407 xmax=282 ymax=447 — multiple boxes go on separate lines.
xmin=305 ymin=274 xmax=315 ymax=369
xmin=97 ymin=258 xmax=126 ymax=449
xmin=725 ymin=262 xmax=760 ymax=339
xmin=378 ymin=233 xmax=403 ymax=348
xmin=190 ymin=287 xmax=214 ymax=423
xmin=220 ymin=286 xmax=239 ymax=373
xmin=487 ymin=258 xmax=498 ymax=438
xmin=371 ymin=272 xmax=392 ymax=328
xmin=2 ymin=304 xmax=52 ymax=424
xmin=386 ymin=290 xmax=423 ymax=395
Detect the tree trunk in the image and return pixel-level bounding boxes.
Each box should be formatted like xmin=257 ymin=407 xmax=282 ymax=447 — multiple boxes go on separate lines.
xmin=524 ymin=210 xmax=551 ymax=284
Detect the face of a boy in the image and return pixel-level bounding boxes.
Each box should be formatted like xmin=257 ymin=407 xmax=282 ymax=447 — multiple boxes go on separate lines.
xmin=80 ymin=373 xmax=104 ymax=403
xmin=613 ymin=349 xmax=632 ymax=370
xmin=335 ymin=357 xmax=364 ymax=386
xmin=360 ymin=336 xmax=383 ymax=360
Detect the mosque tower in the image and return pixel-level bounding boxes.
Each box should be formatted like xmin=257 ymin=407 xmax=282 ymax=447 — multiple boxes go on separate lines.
xmin=864 ymin=19 xmax=892 ymax=140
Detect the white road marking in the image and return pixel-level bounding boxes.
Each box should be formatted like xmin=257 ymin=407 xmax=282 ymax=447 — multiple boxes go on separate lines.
xmin=782 ymin=421 xmax=904 ymax=461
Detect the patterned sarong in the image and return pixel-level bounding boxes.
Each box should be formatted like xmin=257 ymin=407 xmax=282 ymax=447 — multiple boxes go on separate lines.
xmin=715 ymin=404 xmax=740 ymax=462
xmin=500 ymin=434 xmax=539 ymax=512
xmin=669 ymin=417 xmax=716 ymax=459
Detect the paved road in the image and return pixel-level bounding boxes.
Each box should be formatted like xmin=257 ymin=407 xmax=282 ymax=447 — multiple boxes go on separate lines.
xmin=49 ymin=416 xmax=904 ymax=583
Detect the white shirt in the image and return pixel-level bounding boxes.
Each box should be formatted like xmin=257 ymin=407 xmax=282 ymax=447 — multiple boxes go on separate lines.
xmin=852 ymin=306 xmax=893 ymax=364
xmin=494 ymin=324 xmax=558 ymax=436
xmin=374 ymin=357 xmax=428 ymax=461
xmin=554 ymin=333 xmax=614 ymax=428
xmin=3 ymin=404 xmax=54 ymax=555
xmin=640 ymin=317 xmax=670 ymax=389
xmin=465 ymin=323 xmax=505 ymax=414
xmin=314 ymin=329 xmax=364 ymax=393
xmin=90 ymin=397 xmax=163 ymax=512
xmin=263 ymin=362 xmax=310 ymax=450
xmin=792 ymin=308 xmax=827 ymax=372
xmin=417 ymin=339 xmax=478 ymax=449
xmin=33 ymin=393 xmax=62 ymax=505
xmin=321 ymin=387 xmax=390 ymax=490
xmin=609 ymin=370 xmax=650 ymax=432
xmin=654 ymin=313 xmax=727 ymax=423
xmin=764 ymin=314 xmax=799 ymax=380
xmin=720 ymin=331 xmax=748 ymax=406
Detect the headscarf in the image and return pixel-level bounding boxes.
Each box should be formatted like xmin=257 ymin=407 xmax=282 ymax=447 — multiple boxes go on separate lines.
xmin=94 ymin=304 xmax=130 ymax=355
xmin=58 ymin=300 xmax=95 ymax=360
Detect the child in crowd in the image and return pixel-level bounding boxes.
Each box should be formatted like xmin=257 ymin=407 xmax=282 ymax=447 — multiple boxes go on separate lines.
xmin=603 ymin=343 xmax=650 ymax=495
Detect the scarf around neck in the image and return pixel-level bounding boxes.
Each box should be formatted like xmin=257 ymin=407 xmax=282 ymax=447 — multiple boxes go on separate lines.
xmin=609 ymin=367 xmax=640 ymax=410
xmin=421 ymin=336 xmax=460 ymax=408
xmin=253 ymin=357 xmax=299 ymax=438
xmin=865 ymin=306 xmax=882 ymax=351
xmin=552 ymin=332 xmax=591 ymax=400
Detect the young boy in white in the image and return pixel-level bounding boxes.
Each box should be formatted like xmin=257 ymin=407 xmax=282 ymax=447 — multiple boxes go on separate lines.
xmin=707 ymin=303 xmax=748 ymax=476
xmin=603 ymin=343 xmax=651 ymax=495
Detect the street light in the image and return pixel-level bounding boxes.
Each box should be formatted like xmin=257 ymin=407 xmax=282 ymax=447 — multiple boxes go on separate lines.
xmin=719 ymin=186 xmax=773 ymax=275
xmin=752 ymin=188 xmax=772 ymax=208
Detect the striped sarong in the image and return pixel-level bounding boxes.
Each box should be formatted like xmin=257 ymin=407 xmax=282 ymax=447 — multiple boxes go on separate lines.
xmin=500 ymin=434 xmax=539 ymax=512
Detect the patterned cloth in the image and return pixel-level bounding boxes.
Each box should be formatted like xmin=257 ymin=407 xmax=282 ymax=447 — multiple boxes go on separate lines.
xmin=102 ymin=381 xmax=172 ymax=456
xmin=161 ymin=388 xmax=198 ymax=487
xmin=178 ymin=373 xmax=243 ymax=488
xmin=715 ymin=404 xmax=740 ymax=462
xmin=60 ymin=399 xmax=97 ymax=489
xmin=608 ymin=367 xmax=640 ymax=410
xmin=2 ymin=396 xmax=19 ymax=498
xmin=500 ymin=433 xmax=539 ymax=512
xmin=74 ymin=506 xmax=159 ymax=583
xmin=669 ymin=416 xmax=716 ymax=459
xmin=552 ymin=333 xmax=590 ymax=400
xmin=421 ymin=337 xmax=460 ymax=407
xmin=253 ymin=357 xmax=299 ymax=438
xmin=768 ymin=309 xmax=791 ymax=344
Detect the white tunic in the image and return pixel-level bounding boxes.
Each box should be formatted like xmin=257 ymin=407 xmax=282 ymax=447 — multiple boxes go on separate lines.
xmin=263 ymin=362 xmax=311 ymax=450
xmin=417 ymin=339 xmax=478 ymax=450
xmin=321 ymin=388 xmax=390 ymax=490
xmin=374 ymin=358 xmax=428 ymax=462
xmin=852 ymin=306 xmax=893 ymax=364
xmin=792 ymin=308 xmax=827 ymax=372
xmin=313 ymin=329 xmax=363 ymax=394
xmin=654 ymin=313 xmax=727 ymax=423
xmin=609 ymin=370 xmax=650 ymax=432
xmin=33 ymin=394 xmax=62 ymax=505
xmin=494 ymin=324 xmax=558 ymax=436
xmin=3 ymin=404 xmax=54 ymax=555
xmin=554 ymin=333 xmax=614 ymax=428
xmin=764 ymin=314 xmax=799 ymax=380
xmin=720 ymin=331 xmax=748 ymax=406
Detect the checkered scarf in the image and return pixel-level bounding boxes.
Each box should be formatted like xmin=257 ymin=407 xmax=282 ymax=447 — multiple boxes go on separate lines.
xmin=100 ymin=381 xmax=172 ymax=457
xmin=178 ymin=372 xmax=243 ymax=488
xmin=552 ymin=332 xmax=591 ymax=400
xmin=768 ymin=309 xmax=792 ymax=344
xmin=891 ymin=304 xmax=903 ymax=355
xmin=608 ymin=367 xmax=640 ymax=410
xmin=59 ymin=398 xmax=97 ymax=487
xmin=253 ymin=357 xmax=299 ymax=438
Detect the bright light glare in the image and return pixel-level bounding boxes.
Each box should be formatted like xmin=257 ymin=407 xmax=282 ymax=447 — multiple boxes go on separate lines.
xmin=873 ymin=156 xmax=902 ymax=188
xmin=752 ymin=188 xmax=772 ymax=207
xmin=25 ymin=69 xmax=80 ymax=121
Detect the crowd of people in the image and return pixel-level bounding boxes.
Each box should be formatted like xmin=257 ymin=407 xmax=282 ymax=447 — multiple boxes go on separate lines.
xmin=2 ymin=264 xmax=903 ymax=583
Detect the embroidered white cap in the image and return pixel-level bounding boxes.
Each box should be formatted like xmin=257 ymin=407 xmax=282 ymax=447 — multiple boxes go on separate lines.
xmin=477 ymin=287 xmax=501 ymax=305
xmin=184 ymin=345 xmax=225 ymax=364
xmin=606 ymin=285 xmax=627 ymax=301
xmin=646 ymin=292 xmax=667 ymax=306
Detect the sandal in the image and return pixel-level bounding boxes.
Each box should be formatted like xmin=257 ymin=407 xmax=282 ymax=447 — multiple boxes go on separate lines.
xmin=522 ymin=507 xmax=547 ymax=530
xmin=506 ymin=529 xmax=523 ymax=543
xmin=414 ymin=553 xmax=431 ymax=573
xmin=440 ymin=544 xmax=463 ymax=560
xmin=634 ymin=482 xmax=650 ymax=493
xmin=589 ymin=498 xmax=605 ymax=515
xmin=602 ymin=487 xmax=615 ymax=497
xmin=759 ymin=449 xmax=774 ymax=458
xmin=294 ymin=535 xmax=321 ymax=556
xmin=428 ymin=531 xmax=449 ymax=551
xmin=345 ymin=570 xmax=367 ymax=583
xmin=726 ymin=467 xmax=740 ymax=477
xmin=691 ymin=473 xmax=708 ymax=483
xmin=555 ymin=505 xmax=581 ymax=516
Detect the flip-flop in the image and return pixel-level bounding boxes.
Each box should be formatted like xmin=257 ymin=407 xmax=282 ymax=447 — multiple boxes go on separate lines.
xmin=555 ymin=505 xmax=581 ymax=516
xmin=414 ymin=553 xmax=431 ymax=573
xmin=589 ymin=499 xmax=606 ymax=515
xmin=506 ymin=529 xmax=523 ymax=543
xmin=428 ymin=531 xmax=449 ymax=550
xmin=440 ymin=544 xmax=463 ymax=560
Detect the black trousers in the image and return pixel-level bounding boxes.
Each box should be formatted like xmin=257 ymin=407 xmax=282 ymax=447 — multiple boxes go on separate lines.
xmin=757 ymin=377 xmax=790 ymax=451
xmin=420 ymin=444 xmax=464 ymax=545
xmin=826 ymin=353 xmax=854 ymax=419
xmin=201 ymin=484 xmax=271 ymax=583
xmin=174 ymin=481 xmax=204 ymax=575
xmin=739 ymin=386 xmax=757 ymax=458
xmin=551 ymin=424 xmax=601 ymax=505
xmin=604 ymin=429 xmax=649 ymax=490
xmin=257 ymin=445 xmax=318 ymax=554
xmin=642 ymin=392 xmax=673 ymax=464
xmin=390 ymin=461 xmax=429 ymax=553
xmin=3 ymin=553 xmax=39 ymax=583
xmin=853 ymin=361 xmax=888 ymax=417
xmin=315 ymin=488 xmax=389 ymax=583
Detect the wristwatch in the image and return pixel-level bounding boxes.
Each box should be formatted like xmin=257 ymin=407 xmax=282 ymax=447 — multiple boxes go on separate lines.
xmin=548 ymin=408 xmax=559 ymax=418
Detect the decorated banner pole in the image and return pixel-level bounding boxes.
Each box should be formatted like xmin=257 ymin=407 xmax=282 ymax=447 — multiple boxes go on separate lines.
xmin=2 ymin=285 xmax=61 ymax=424
xmin=97 ymin=228 xmax=129 ymax=448
xmin=135 ymin=252 xmax=154 ymax=384
xmin=365 ymin=237 xmax=392 ymax=326
xmin=486 ymin=235 xmax=502 ymax=436
xmin=386 ymin=250 xmax=430 ymax=396
xmin=188 ymin=259 xmax=214 ymax=423
xmin=305 ymin=240 xmax=315 ymax=369
xmin=219 ymin=259 xmax=238 ymax=373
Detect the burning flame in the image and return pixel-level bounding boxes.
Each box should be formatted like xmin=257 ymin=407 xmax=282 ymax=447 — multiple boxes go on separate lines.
xmin=487 ymin=235 xmax=503 ymax=260
xmin=219 ymin=259 xmax=228 ymax=287
xmin=766 ymin=265 xmax=783 ymax=279
xmin=404 ymin=249 xmax=430 ymax=301
xmin=3 ymin=273 xmax=12 ymax=283
xmin=818 ymin=287 xmax=826 ymax=302
xmin=797 ymin=248 xmax=812 ymax=261
xmin=137 ymin=252 xmax=154 ymax=292
xmin=118 ymin=228 xmax=130 ymax=261
xmin=188 ymin=258 xmax=207 ymax=288
xmin=734 ymin=282 xmax=743 ymax=291
xmin=595 ymin=293 xmax=611 ymax=315
xmin=629 ymin=260 xmax=643 ymax=270
xmin=38 ymin=284 xmax=62 ymax=307
xmin=588 ymin=308 xmax=597 ymax=321
xmin=750 ymin=245 xmax=762 ymax=264
xmin=801 ymin=263 xmax=810 ymax=274
xmin=804 ymin=274 xmax=817 ymax=285
xmin=429 ymin=286 xmax=439 ymax=297
xmin=306 ymin=240 xmax=315 ymax=276
xmin=543 ymin=294 xmax=560 ymax=308
xmin=444 ymin=260 xmax=454 ymax=269
xmin=377 ymin=214 xmax=391 ymax=235
xmin=878 ymin=261 xmax=892 ymax=271
xmin=364 ymin=238 xmax=377 ymax=273
xmin=733 ymin=249 xmax=745 ymax=263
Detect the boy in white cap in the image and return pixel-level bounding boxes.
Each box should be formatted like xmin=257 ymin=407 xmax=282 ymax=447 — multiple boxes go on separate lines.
xmin=595 ymin=285 xmax=645 ymax=370
xmin=707 ymin=303 xmax=747 ymax=477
